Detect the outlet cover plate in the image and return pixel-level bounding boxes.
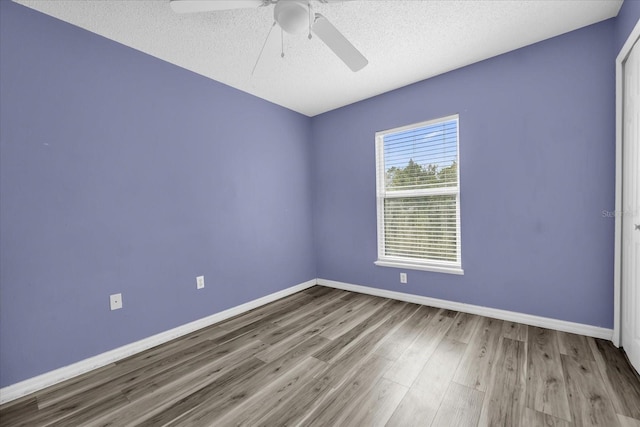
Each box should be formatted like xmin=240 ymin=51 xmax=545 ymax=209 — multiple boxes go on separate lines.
xmin=110 ymin=293 xmax=123 ymax=310
xmin=400 ymin=273 xmax=407 ymax=284
xmin=196 ymin=276 xmax=205 ymax=289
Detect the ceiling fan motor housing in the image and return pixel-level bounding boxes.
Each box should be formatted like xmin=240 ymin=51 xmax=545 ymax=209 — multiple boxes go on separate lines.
xmin=274 ymin=0 xmax=309 ymax=34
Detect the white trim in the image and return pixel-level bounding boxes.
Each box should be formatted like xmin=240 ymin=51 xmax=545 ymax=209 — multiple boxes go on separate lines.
xmin=614 ymin=18 xmax=640 ymax=348
xmin=317 ymin=278 xmax=613 ymax=341
xmin=383 ymin=187 xmax=459 ymax=199
xmin=374 ymin=259 xmax=464 ymax=275
xmin=375 ymin=115 xmax=462 ymax=272
xmin=0 ymin=279 xmax=317 ymax=405
xmin=375 ymin=114 xmax=460 ymax=136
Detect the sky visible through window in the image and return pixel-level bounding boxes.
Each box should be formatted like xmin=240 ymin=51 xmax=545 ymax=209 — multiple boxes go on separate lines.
xmin=383 ymin=119 xmax=458 ymax=174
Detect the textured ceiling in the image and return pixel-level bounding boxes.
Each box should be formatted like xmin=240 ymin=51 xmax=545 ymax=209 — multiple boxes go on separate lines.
xmin=14 ymin=0 xmax=623 ymax=116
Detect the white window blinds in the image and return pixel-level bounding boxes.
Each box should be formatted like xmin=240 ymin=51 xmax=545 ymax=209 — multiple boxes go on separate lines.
xmin=375 ymin=115 xmax=462 ymax=273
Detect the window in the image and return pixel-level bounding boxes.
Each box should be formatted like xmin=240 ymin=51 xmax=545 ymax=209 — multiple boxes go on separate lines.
xmin=375 ymin=115 xmax=462 ymax=274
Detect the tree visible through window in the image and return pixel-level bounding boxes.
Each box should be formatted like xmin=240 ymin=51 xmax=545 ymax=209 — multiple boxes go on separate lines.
xmin=375 ymin=115 xmax=462 ymax=274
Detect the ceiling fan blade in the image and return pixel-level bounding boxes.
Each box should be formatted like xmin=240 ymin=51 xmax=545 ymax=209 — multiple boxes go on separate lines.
xmin=312 ymin=13 xmax=368 ymax=72
xmin=169 ymin=0 xmax=264 ymax=14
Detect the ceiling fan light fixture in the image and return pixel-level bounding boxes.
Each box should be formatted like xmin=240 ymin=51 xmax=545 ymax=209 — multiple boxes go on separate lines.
xmin=170 ymin=0 xmax=368 ymax=73
xmin=274 ymin=0 xmax=309 ymax=35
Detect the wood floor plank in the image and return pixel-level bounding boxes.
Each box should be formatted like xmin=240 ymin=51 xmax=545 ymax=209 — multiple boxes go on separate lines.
xmin=254 ymin=293 xmax=373 ymax=363
xmin=217 ymin=288 xmax=334 ymax=333
xmin=20 ymin=337 xmax=241 ymax=426
xmin=113 ymin=323 xmax=228 ymax=369
xmin=340 ymin=290 xmax=363 ymax=301
xmin=502 ymin=321 xmax=528 ymax=342
xmin=452 ymin=316 xmax=503 ymax=392
xmin=430 ymin=382 xmax=485 ymax=427
xmin=558 ymin=331 xmax=595 ymax=362
xmin=254 ymin=366 xmax=335 ymax=427
xmin=303 ymin=285 xmax=337 ymax=297
xmin=446 ymin=312 xmax=482 ymax=344
xmin=23 ymin=380 xmax=131 ymax=425
xmin=87 ymin=339 xmax=267 ymax=425
xmin=337 ymin=377 xmax=408 ymax=427
xmin=87 ymin=355 xmax=266 ymax=427
xmin=0 ymin=397 xmax=39 ymax=427
xmin=521 ymin=407 xmax=573 ymax=427
xmin=46 ymin=393 xmax=131 ymax=427
xmin=202 ymin=356 xmax=327 ymax=427
xmin=215 ymin=290 xmax=313 ymax=331
xmin=313 ymin=299 xmax=395 ymax=362
xmin=121 ymin=336 xmax=267 ymax=402
xmin=375 ymin=305 xmax=439 ymax=361
xmin=412 ymin=335 xmax=468 ymax=393
xmin=44 ymin=321 xmax=228 ymax=409
xmin=525 ymin=326 xmax=572 ymax=421
xmin=319 ymin=294 xmax=388 ymax=340
xmin=14 ymin=334 xmax=252 ymax=426
xmin=160 ymin=334 xmax=331 ymax=426
xmin=81 ymin=338 xmax=267 ymax=425
xmin=386 ymin=337 xmax=467 ymax=426
xmin=121 ymin=338 xmax=242 ymax=394
xmin=32 ymin=363 xmax=119 ymax=410
xmin=618 ymin=414 xmax=640 ymax=427
xmin=206 ymin=304 xmax=297 ymax=347
xmin=258 ymin=312 xmax=323 ymax=347
xmin=273 ymin=287 xmax=347 ymax=327
xmin=303 ymin=355 xmax=392 ymax=427
xmin=561 ymin=354 xmax=619 ymax=427
xmin=384 ymin=309 xmax=457 ymax=387
xmin=589 ymin=338 xmax=640 ymax=419
xmin=318 ymin=301 xmax=414 ymax=387
xmin=478 ymin=337 xmax=526 ymax=427
xmin=386 ymin=386 xmax=435 ymax=427
xmin=258 ymin=295 xmax=352 ymax=346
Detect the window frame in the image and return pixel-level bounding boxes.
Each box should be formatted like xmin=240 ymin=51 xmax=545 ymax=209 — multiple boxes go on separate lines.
xmin=374 ymin=114 xmax=463 ymax=275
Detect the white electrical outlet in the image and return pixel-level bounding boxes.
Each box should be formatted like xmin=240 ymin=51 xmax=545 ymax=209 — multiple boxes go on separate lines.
xmin=110 ymin=293 xmax=123 ymax=310
xmin=196 ymin=275 xmax=205 ymax=289
xmin=400 ymin=273 xmax=407 ymax=284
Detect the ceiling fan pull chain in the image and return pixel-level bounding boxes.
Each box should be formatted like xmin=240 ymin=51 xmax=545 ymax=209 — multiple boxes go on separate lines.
xmin=281 ymin=27 xmax=285 ymax=58
xmin=308 ymin=2 xmax=313 ymax=40
xmin=251 ymin=21 xmax=277 ymax=76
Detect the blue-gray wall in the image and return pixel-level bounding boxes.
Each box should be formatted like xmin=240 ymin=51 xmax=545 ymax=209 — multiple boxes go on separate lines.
xmin=616 ymin=0 xmax=640 ymax=51
xmin=0 ymin=1 xmax=315 ymax=387
xmin=1 ymin=0 xmax=638 ymax=389
xmin=311 ymin=20 xmax=618 ymax=328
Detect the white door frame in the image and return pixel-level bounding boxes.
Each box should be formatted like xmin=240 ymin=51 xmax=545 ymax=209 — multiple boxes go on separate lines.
xmin=614 ymin=19 xmax=640 ymax=347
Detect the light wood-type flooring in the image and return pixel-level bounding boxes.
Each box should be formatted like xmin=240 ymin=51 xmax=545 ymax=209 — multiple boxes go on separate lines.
xmin=1 ymin=286 xmax=640 ymax=426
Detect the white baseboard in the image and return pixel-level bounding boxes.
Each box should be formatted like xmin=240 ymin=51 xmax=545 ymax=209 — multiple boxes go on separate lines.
xmin=317 ymin=279 xmax=613 ymax=341
xmin=1 ymin=277 xmax=613 ymax=405
xmin=0 ymin=279 xmax=316 ymax=405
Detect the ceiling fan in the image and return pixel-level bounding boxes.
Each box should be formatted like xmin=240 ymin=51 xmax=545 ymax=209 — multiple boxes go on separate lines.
xmin=169 ymin=0 xmax=368 ymax=72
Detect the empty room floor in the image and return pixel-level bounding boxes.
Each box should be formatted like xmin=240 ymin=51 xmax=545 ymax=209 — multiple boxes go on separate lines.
xmin=1 ymin=286 xmax=639 ymax=426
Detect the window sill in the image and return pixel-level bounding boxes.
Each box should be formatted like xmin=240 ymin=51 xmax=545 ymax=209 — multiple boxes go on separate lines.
xmin=374 ymin=259 xmax=464 ymax=275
